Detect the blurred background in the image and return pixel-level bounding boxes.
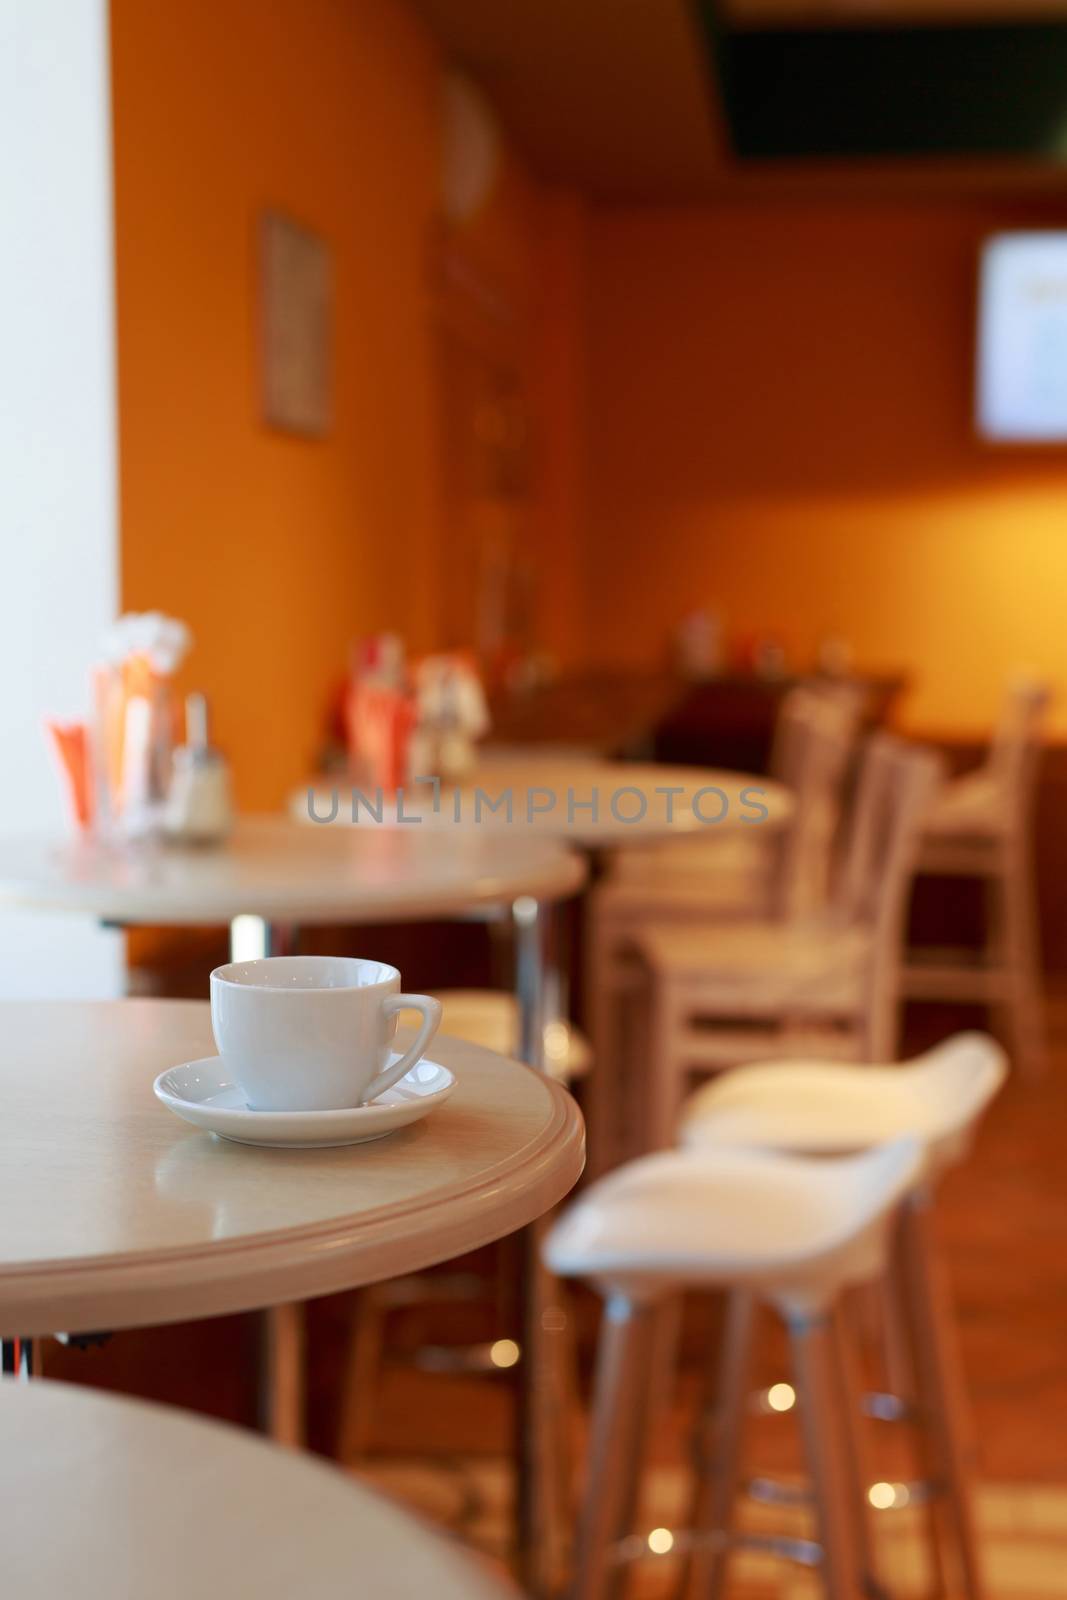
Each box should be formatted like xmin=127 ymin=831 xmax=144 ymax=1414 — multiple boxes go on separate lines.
xmin=6 ymin=2 xmax=1067 ymax=1595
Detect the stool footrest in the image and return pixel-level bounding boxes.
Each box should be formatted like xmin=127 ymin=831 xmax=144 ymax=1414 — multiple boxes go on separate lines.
xmin=611 ymin=1525 xmax=822 ymax=1570
xmin=747 ymin=1475 xmax=812 ymax=1507
xmin=611 ymin=1522 xmax=892 ymax=1600
xmin=863 ymin=1388 xmax=917 ymax=1423
xmin=747 ymin=1470 xmax=943 ymax=1511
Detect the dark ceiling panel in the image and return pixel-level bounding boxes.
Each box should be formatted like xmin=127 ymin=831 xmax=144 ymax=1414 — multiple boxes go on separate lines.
xmin=699 ymin=12 xmax=1067 ymax=160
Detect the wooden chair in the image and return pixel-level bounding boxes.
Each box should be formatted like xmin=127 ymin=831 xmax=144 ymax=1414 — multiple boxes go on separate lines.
xmin=584 ymin=694 xmax=862 ymax=1170
xmin=601 ymin=682 xmax=860 ymax=914
xmin=615 ymin=735 xmax=942 ymax=1153
xmin=901 ymin=676 xmax=1050 ymax=1078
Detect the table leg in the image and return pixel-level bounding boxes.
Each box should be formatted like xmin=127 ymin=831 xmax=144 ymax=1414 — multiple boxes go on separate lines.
xmin=228 ymin=918 xmax=297 ymax=961
xmin=514 ymin=896 xmax=547 ymax=1070
xmin=513 ymin=896 xmax=573 ymax=1598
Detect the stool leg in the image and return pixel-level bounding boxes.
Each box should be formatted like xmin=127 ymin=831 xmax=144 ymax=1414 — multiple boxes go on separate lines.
xmin=573 ymin=1293 xmax=657 ymax=1600
xmin=681 ymin=1288 xmax=756 ymax=1600
xmin=788 ymin=1309 xmax=863 ymax=1600
xmin=554 ymin=1281 xmax=585 ymax=1530
xmin=875 ymin=1268 xmax=916 ymax=1408
xmin=898 ymin=1195 xmax=985 ymax=1600
xmin=830 ymin=1302 xmax=880 ymax=1597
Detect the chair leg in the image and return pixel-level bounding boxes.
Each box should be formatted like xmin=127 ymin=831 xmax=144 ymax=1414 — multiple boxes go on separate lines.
xmin=585 ymin=913 xmax=623 ymax=1177
xmin=681 ymin=1289 xmax=756 ymax=1600
xmin=526 ymin=1243 xmax=582 ymax=1595
xmin=572 ymin=1293 xmax=658 ymax=1600
xmin=1000 ymin=841 xmax=1045 ymax=1079
xmin=259 ymin=1303 xmax=305 ymax=1448
xmin=646 ymin=974 xmax=686 ymax=1154
xmin=336 ymin=1286 xmax=388 ymax=1461
xmin=788 ymin=1308 xmax=863 ymax=1600
xmin=860 ymin=960 xmax=898 ymax=1064
xmin=898 ymin=1194 xmax=985 ymax=1600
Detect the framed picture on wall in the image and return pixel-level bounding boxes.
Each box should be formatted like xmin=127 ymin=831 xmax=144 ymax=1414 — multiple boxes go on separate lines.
xmin=259 ymin=210 xmax=332 ymax=438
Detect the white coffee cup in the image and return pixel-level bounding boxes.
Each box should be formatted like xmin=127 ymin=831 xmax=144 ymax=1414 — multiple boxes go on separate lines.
xmin=210 ymin=956 xmax=443 ymax=1113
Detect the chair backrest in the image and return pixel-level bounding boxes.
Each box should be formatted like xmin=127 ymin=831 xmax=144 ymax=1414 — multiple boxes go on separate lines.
xmin=773 ymin=689 xmax=858 ymax=916
xmin=832 ymin=735 xmax=943 ymax=1058
xmin=834 ymin=733 xmax=943 ymax=938
xmin=605 ymin=686 xmax=857 ymax=899
xmin=769 ymin=682 xmax=862 ymax=787
xmin=988 ymin=674 xmax=1050 ymax=830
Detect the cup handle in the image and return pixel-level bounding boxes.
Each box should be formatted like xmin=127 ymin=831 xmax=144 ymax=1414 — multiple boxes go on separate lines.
xmin=363 ymin=994 xmax=444 ymax=1104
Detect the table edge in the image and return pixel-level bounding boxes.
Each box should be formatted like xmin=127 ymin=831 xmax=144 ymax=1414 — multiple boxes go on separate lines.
xmin=0 ymin=1071 xmax=585 ymax=1336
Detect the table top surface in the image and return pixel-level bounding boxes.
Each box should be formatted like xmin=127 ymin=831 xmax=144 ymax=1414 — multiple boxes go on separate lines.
xmin=298 ymin=757 xmax=792 ymax=847
xmin=0 ymin=1380 xmax=514 ymax=1599
xmin=0 ymin=816 xmax=586 ymax=925
xmin=0 ymin=1001 xmax=584 ymax=1336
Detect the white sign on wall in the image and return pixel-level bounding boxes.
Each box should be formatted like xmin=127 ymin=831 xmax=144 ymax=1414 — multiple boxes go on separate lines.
xmin=977 ymin=232 xmax=1067 ymax=444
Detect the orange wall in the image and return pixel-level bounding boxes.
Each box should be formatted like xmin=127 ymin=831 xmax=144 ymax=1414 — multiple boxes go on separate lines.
xmin=584 ymin=198 xmax=1067 ymax=735
xmin=111 ymin=0 xmax=579 ymax=807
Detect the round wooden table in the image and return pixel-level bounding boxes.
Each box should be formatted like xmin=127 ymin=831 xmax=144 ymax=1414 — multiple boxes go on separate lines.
xmin=0 ymin=1379 xmax=516 ymax=1598
xmin=0 ymin=828 xmax=585 ymax=1594
xmin=0 ymin=814 xmax=585 ymax=930
xmin=299 ymin=757 xmax=792 ymax=847
xmin=0 ymin=1000 xmax=583 ymax=1336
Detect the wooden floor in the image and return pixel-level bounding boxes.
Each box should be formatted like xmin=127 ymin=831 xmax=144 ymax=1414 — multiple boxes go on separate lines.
xmin=349 ymin=997 xmax=1067 ymax=1596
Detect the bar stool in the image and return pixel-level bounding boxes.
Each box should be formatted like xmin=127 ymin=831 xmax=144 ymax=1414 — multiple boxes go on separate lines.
xmin=681 ymin=1031 xmax=1007 ymax=1600
xmin=545 ymin=1138 xmax=923 ymax=1600
xmin=902 ymin=675 xmax=1049 ymax=1077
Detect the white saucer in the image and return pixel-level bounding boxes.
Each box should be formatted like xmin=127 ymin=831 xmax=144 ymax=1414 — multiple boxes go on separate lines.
xmin=153 ymin=1053 xmax=456 ymax=1148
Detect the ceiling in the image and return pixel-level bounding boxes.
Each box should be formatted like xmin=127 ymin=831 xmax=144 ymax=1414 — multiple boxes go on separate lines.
xmin=727 ymin=0 xmax=1067 ymax=20
xmin=409 ymin=0 xmax=725 ymax=198
xmin=410 ymin=0 xmax=1067 ymax=198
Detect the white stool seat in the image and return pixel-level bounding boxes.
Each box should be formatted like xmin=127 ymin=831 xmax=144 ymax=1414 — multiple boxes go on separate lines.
xmin=681 ymin=1031 xmax=1008 ymax=1172
xmin=546 ymin=1139 xmax=920 ymax=1314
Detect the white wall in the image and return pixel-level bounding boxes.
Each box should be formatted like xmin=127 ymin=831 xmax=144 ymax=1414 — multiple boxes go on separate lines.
xmin=0 ymin=0 xmax=122 ymax=996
